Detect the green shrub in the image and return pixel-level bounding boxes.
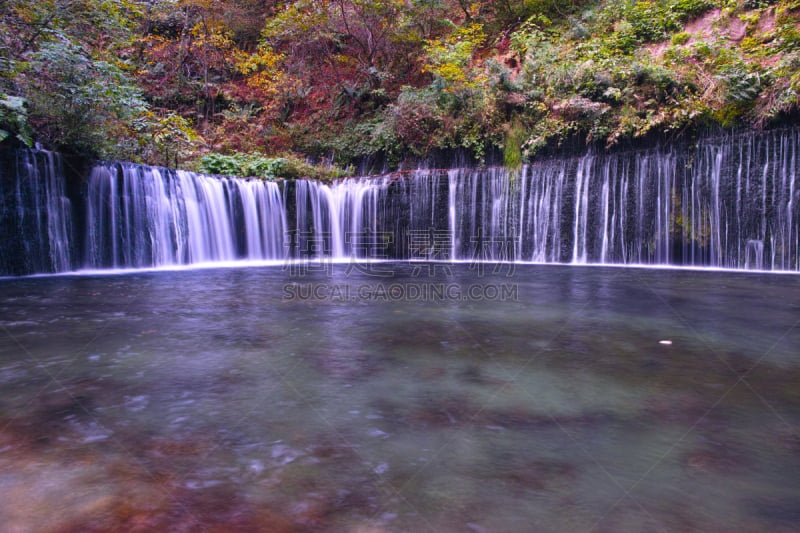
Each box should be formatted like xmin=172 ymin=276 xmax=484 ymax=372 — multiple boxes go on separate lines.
xmin=503 ymin=120 xmax=526 ymax=170
xmin=623 ymin=1 xmax=681 ymax=42
xmin=742 ymin=0 xmax=776 ymax=8
xmin=0 ymin=94 xmax=33 ymax=146
xmin=22 ymin=40 xmax=150 ymax=158
xmin=671 ymin=0 xmax=715 ymax=20
xmin=199 ymin=152 xmax=348 ymax=181
xmin=717 ymin=65 xmax=763 ymax=103
xmin=671 ymin=31 xmax=692 ymax=45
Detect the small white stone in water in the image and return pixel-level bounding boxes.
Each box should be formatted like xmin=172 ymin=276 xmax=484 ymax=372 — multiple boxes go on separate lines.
xmin=248 ymin=460 xmax=265 ymax=475
xmin=82 ymin=432 xmax=112 ymax=443
xmin=185 ymin=480 xmax=222 ymax=490
xmin=271 ymin=444 xmax=288 ymax=457
xmin=88 ymin=354 xmax=101 ymax=362
xmin=374 ymin=462 xmax=389 ymax=475
xmin=291 ymin=501 xmax=312 ymax=516
xmin=271 ymin=444 xmax=300 ymax=465
xmin=367 ymin=428 xmax=388 ymax=438
xmin=124 ymin=395 xmax=149 ymax=412
xmin=659 ymin=340 xmax=673 ymax=345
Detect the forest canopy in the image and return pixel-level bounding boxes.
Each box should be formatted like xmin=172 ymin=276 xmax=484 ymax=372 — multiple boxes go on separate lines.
xmin=2 ymin=0 xmax=800 ymax=175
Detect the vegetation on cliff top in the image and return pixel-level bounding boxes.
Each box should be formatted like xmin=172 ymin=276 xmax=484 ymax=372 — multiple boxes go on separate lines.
xmin=2 ymin=0 xmax=800 ymax=177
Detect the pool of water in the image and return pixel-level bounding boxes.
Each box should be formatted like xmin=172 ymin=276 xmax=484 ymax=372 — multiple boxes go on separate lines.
xmin=0 ymin=263 xmax=798 ymax=532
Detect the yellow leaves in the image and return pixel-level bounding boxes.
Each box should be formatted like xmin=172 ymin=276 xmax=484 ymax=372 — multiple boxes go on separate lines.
xmin=11 ymin=0 xmax=52 ymax=25
xmin=141 ymin=34 xmax=169 ymax=52
xmin=424 ymin=23 xmax=486 ymax=67
xmin=335 ymin=55 xmax=358 ymax=67
xmin=422 ymin=23 xmax=486 ymax=90
xmin=455 ymin=23 xmax=486 ymax=47
xmin=178 ymin=0 xmax=215 ymax=9
xmin=468 ymin=2 xmax=482 ymax=20
xmin=191 ymin=19 xmax=228 ymax=39
xmin=235 ymin=46 xmax=283 ymax=75
xmin=189 ymin=19 xmax=237 ymax=62
xmin=235 ymin=45 xmax=286 ymax=96
xmin=97 ymin=0 xmax=143 ymax=24
xmin=262 ymin=1 xmax=331 ymax=43
xmin=139 ymin=112 xmax=202 ymax=165
xmin=433 ymin=63 xmax=468 ymax=84
xmin=158 ymin=113 xmax=201 ymax=142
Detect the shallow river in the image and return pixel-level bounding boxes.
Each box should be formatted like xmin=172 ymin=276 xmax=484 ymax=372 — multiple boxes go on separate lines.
xmin=0 ymin=262 xmax=798 ymax=532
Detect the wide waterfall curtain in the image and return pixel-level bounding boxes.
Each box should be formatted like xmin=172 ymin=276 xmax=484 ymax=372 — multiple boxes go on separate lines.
xmin=2 ymin=129 xmax=799 ymax=275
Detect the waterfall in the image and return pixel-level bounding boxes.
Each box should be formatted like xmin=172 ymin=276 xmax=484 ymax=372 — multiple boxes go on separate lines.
xmin=2 ymin=128 xmax=800 ymax=275
xmin=84 ymin=162 xmax=287 ymax=268
xmin=0 ymin=148 xmax=72 ymax=275
xmin=442 ymin=130 xmax=799 ymax=269
xmin=294 ymin=177 xmax=391 ymax=259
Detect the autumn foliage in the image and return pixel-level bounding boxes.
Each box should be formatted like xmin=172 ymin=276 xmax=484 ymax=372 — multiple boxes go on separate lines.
xmin=2 ymin=0 xmax=800 ymax=173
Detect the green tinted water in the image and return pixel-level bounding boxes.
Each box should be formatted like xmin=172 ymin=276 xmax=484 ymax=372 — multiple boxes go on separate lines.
xmin=0 ymin=263 xmax=798 ymax=532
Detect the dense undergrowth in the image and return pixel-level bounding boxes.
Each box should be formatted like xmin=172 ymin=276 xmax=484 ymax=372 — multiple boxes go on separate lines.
xmin=2 ymin=0 xmax=800 ymax=178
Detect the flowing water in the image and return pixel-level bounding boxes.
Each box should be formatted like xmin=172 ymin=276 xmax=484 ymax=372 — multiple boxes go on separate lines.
xmin=0 ymin=263 xmax=798 ymax=531
xmin=0 ymin=149 xmax=73 ymax=275
xmin=84 ymin=163 xmax=288 ymax=268
xmin=2 ymin=128 xmax=800 ymax=276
